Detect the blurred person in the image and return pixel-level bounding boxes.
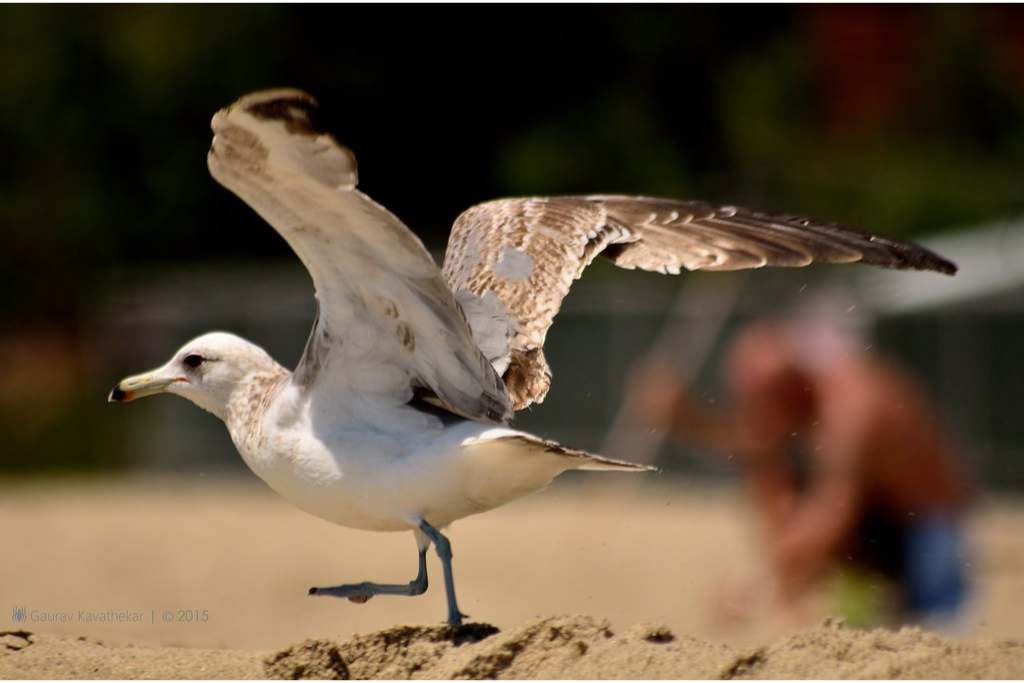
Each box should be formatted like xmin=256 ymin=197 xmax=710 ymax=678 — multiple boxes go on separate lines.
xmin=628 ymin=307 xmax=972 ymax=632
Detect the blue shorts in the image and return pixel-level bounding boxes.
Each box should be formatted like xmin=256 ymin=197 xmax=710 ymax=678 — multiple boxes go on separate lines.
xmin=903 ymin=516 xmax=970 ymax=618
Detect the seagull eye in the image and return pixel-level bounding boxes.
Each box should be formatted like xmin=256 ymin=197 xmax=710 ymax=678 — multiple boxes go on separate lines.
xmin=183 ymin=354 xmax=205 ymax=369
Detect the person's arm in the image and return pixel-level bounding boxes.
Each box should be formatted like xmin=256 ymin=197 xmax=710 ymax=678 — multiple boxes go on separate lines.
xmin=768 ymin=462 xmax=860 ymax=601
xmin=625 ymin=356 xmax=739 ymax=452
xmin=763 ymin=400 xmax=868 ymax=602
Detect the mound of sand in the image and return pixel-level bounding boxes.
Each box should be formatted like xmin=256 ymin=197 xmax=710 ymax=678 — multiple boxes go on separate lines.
xmin=4 ymin=615 xmax=1023 ymax=680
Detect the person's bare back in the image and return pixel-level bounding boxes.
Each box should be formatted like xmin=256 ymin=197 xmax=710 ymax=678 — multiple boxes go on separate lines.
xmin=813 ymin=355 xmax=968 ymax=519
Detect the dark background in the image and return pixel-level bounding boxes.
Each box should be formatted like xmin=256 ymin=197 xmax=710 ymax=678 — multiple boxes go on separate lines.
xmin=2 ymin=5 xmax=1023 ymax=482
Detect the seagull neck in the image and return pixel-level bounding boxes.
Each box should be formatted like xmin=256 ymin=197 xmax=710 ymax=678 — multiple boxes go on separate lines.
xmin=220 ymin=365 xmax=290 ymax=431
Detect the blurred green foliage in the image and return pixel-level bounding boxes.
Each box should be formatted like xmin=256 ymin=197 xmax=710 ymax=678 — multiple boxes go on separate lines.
xmin=2 ymin=5 xmax=1022 ymax=331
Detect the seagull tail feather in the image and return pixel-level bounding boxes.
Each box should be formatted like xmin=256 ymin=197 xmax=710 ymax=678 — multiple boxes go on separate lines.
xmin=489 ymin=434 xmax=656 ymax=473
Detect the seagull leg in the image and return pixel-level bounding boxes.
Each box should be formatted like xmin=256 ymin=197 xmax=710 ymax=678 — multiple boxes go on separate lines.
xmin=417 ymin=519 xmax=468 ymax=627
xmin=307 ymin=521 xmax=466 ymax=626
xmin=308 ymin=545 xmax=428 ymax=603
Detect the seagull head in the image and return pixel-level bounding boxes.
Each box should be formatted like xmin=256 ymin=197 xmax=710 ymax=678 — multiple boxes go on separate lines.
xmin=108 ymin=332 xmax=283 ymax=421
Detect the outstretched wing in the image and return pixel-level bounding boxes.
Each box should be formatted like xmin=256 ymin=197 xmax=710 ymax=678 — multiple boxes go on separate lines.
xmin=442 ymin=195 xmax=956 ymax=411
xmin=208 ymin=89 xmax=511 ymax=424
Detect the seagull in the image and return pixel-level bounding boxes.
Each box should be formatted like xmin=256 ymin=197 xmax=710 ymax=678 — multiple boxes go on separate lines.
xmin=108 ymin=88 xmax=956 ymax=626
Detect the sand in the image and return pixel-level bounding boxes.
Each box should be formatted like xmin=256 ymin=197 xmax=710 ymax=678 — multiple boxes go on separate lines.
xmin=4 ymin=617 xmax=1023 ymax=679
xmin=2 ymin=476 xmax=1023 ymax=679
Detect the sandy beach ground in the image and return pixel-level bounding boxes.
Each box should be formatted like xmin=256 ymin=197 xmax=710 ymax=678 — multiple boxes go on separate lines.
xmin=2 ymin=475 xmax=1022 ymax=678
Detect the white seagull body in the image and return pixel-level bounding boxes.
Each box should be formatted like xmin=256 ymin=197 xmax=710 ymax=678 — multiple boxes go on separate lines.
xmin=109 ymin=89 xmax=955 ymax=626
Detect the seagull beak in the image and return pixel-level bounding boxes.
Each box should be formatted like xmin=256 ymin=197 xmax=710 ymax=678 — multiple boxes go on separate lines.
xmin=108 ymin=370 xmax=175 ymax=403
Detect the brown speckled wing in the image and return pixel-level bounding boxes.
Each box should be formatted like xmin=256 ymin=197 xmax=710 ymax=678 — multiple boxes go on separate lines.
xmin=209 ymin=89 xmax=511 ymax=423
xmin=442 ymin=195 xmax=955 ymax=411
